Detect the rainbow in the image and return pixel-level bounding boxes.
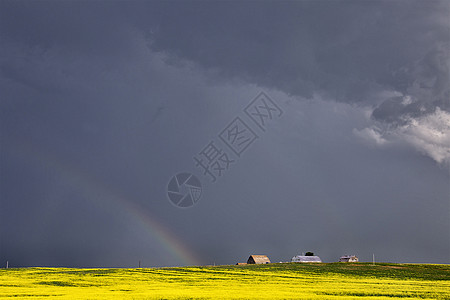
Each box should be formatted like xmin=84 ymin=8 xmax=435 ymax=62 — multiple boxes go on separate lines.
xmin=7 ymin=139 xmax=202 ymax=267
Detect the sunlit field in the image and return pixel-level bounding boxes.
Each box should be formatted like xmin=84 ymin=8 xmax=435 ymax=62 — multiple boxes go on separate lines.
xmin=1 ymin=263 xmax=449 ymax=299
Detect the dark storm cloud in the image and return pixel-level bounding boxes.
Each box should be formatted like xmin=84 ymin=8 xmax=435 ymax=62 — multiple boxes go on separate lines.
xmin=137 ymin=0 xmax=450 ymax=161
xmin=372 ymin=45 xmax=450 ymax=124
xmin=1 ymin=1 xmax=448 ymax=112
xmin=143 ymin=1 xmax=449 ymax=107
xmin=0 ymin=0 xmax=449 ymax=267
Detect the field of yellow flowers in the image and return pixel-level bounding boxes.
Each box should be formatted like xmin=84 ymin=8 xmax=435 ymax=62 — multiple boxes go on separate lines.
xmin=0 ymin=263 xmax=449 ymax=299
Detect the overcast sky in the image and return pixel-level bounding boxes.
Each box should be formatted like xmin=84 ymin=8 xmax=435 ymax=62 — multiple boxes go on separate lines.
xmin=1 ymin=0 xmax=449 ymax=267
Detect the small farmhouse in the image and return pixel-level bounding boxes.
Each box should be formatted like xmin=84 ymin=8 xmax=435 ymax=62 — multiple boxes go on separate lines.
xmin=247 ymin=255 xmax=271 ymax=264
xmin=291 ymin=255 xmax=322 ymax=263
xmin=339 ymin=255 xmax=359 ymax=262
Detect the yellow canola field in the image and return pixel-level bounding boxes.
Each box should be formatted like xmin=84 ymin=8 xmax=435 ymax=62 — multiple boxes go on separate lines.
xmin=0 ymin=264 xmax=449 ymax=299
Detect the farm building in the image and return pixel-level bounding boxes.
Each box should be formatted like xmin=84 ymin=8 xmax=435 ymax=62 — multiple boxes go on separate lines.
xmin=247 ymin=255 xmax=271 ymax=264
xmin=339 ymin=255 xmax=359 ymax=262
xmin=291 ymin=255 xmax=322 ymax=263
